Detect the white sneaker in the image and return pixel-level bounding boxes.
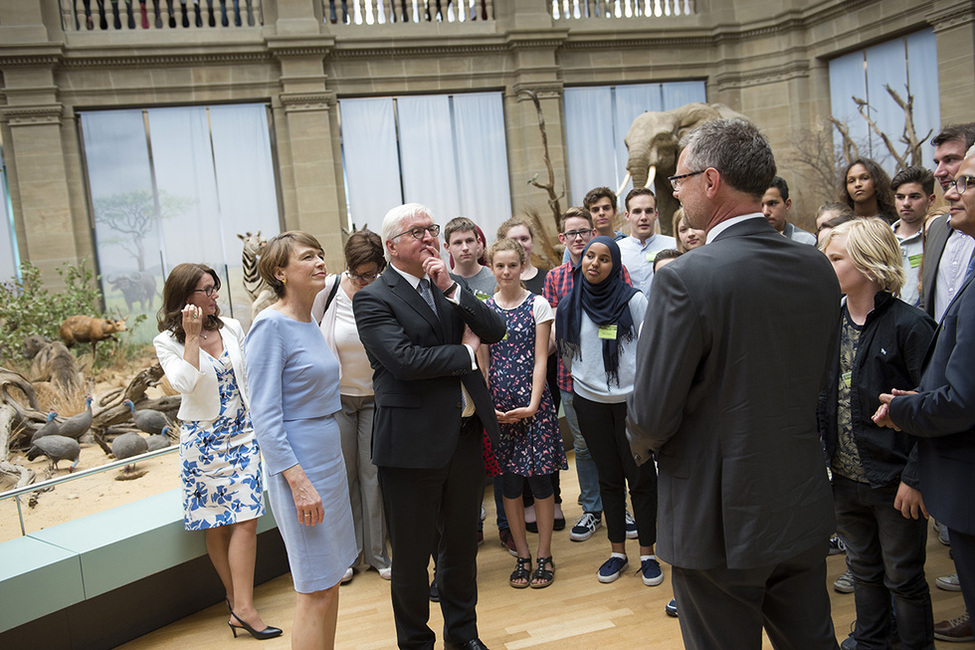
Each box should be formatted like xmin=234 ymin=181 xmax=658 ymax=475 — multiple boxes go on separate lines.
xmin=341 ymin=567 xmax=354 ymax=584
xmin=937 ymin=573 xmax=961 ymax=592
xmin=378 ymin=566 xmax=392 ymax=580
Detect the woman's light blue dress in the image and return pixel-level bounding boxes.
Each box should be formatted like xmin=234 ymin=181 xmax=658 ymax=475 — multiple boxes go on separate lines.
xmin=180 ymin=349 xmax=265 ymax=530
xmin=245 ymin=308 xmax=357 ymax=593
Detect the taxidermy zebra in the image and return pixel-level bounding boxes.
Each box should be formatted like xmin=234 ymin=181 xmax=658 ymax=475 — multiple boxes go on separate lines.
xmin=236 ymin=231 xmax=277 ymax=316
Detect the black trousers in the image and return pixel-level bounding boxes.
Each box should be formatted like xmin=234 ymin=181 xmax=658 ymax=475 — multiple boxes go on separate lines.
xmin=672 ymin=541 xmax=839 ymax=650
xmin=573 ymin=393 xmax=657 ymax=546
xmin=378 ymin=415 xmax=485 ymax=649
xmin=949 ymin=527 xmax=975 ymax=622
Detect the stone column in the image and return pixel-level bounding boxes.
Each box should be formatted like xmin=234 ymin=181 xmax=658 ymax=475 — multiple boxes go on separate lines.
xmin=929 ymin=2 xmax=975 ymax=125
xmin=0 ymin=64 xmax=94 ymax=285
xmin=269 ymin=40 xmax=348 ymax=270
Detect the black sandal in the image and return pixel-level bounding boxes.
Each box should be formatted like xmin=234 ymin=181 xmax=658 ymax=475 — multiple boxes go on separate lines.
xmin=509 ymin=556 xmax=532 ymax=589
xmin=531 ymin=556 xmax=555 ymax=589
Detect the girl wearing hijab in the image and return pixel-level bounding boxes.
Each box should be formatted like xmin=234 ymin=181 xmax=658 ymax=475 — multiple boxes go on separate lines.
xmin=555 ymin=236 xmax=661 ymax=588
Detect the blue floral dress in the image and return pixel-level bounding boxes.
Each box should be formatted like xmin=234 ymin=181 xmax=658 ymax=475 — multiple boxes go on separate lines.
xmin=487 ymin=294 xmax=567 ymax=476
xmin=180 ymin=349 xmax=265 ymax=530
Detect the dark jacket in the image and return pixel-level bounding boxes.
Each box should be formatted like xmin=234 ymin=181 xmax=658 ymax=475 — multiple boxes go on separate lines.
xmin=819 ymin=292 xmax=936 ymax=489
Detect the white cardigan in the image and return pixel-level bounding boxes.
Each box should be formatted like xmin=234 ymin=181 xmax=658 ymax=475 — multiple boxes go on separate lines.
xmin=153 ymin=317 xmax=250 ymax=421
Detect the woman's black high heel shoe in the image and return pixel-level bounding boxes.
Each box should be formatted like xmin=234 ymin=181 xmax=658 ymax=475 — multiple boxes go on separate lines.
xmin=228 ymin=609 xmax=283 ymax=640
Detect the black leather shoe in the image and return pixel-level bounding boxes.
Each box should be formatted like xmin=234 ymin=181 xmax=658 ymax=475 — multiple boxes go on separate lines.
xmin=429 ymin=578 xmax=439 ymax=602
xmin=445 ymin=639 xmax=489 ymax=650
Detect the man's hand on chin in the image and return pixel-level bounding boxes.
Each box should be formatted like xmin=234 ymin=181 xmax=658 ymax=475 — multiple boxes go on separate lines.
xmin=422 ymin=251 xmax=453 ymax=291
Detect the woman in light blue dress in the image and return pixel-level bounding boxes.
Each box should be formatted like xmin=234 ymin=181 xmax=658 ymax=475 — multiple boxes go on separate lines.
xmin=246 ymin=231 xmax=356 ymax=649
xmin=154 ymin=263 xmax=279 ymax=640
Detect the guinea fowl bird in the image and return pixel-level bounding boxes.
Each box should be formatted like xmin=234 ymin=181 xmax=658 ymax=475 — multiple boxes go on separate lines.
xmin=123 ymin=399 xmax=171 ymax=435
xmin=30 ymin=412 xmax=59 ymax=444
xmin=146 ymin=425 xmax=173 ymax=452
xmin=59 ymin=395 xmax=93 ymax=441
xmin=27 ymin=435 xmax=81 ymax=471
xmin=112 ymin=431 xmax=149 ymax=479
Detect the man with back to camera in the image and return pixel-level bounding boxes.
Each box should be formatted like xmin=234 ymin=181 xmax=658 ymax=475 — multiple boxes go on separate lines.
xmin=875 ymin=147 xmax=975 ymax=645
xmin=353 ymin=203 xmax=506 ymax=650
xmin=891 ymin=166 xmax=936 ymax=308
xmin=617 ymin=187 xmax=677 ymax=296
xmin=761 ymin=176 xmax=817 ymax=245
xmin=627 ymin=119 xmax=841 ymax=649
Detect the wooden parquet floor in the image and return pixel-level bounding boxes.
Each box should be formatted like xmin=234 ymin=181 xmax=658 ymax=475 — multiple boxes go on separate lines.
xmin=122 ymin=454 xmax=974 ymax=649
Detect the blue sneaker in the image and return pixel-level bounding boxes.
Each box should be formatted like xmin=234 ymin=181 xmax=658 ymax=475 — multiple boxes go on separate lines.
xmin=597 ymin=555 xmax=628 ymax=583
xmin=641 ymin=558 xmax=664 ymax=586
xmin=625 ymin=511 xmax=638 ymax=539
xmin=665 ymin=598 xmax=678 ymax=617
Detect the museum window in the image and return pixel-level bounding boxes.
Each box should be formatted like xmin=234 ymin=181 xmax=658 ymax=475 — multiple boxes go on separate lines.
xmin=338 ymin=92 xmax=511 ymax=239
xmin=828 ymin=30 xmax=940 ymax=175
xmin=563 ymin=81 xmax=706 ymax=205
xmin=77 ymin=103 xmax=282 ymax=339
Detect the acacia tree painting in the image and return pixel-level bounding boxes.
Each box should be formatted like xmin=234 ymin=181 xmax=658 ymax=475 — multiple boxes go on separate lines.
xmin=92 ymin=189 xmax=193 ymax=271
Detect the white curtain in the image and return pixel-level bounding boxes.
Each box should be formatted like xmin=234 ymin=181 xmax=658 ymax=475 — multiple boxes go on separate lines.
xmin=340 ymin=98 xmax=402 ymax=234
xmin=0 ymin=156 xmax=18 ymax=283
xmin=340 ymin=92 xmax=511 ymax=240
xmin=865 ymin=38 xmax=908 ymax=167
xmin=906 ymin=31 xmax=940 ymax=161
xmin=564 ymin=87 xmax=615 ymax=206
xmin=829 ymin=29 xmax=940 ymax=176
xmin=398 ymin=95 xmax=463 ymax=224
xmin=209 ymin=105 xmax=280 ymax=268
xmin=564 ymin=81 xmax=707 ymax=205
xmin=147 ymin=107 xmax=223 ymax=271
xmin=79 ymin=104 xmax=280 ymax=335
xmin=453 ymin=92 xmax=512 ymax=239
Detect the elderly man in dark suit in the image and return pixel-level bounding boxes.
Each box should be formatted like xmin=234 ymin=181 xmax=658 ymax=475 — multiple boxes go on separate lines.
xmin=353 ymin=203 xmax=506 ymax=650
xmin=627 ymin=119 xmax=841 ymax=649
xmin=876 ymin=151 xmax=975 ymax=643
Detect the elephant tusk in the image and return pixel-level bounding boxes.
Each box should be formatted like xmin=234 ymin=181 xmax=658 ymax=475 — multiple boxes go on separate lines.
xmin=645 ymin=166 xmax=656 ymax=189
xmin=616 ymin=171 xmax=632 ymax=198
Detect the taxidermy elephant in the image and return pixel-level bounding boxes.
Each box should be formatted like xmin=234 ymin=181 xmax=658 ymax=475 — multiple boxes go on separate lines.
xmin=624 ymin=102 xmax=751 ymax=233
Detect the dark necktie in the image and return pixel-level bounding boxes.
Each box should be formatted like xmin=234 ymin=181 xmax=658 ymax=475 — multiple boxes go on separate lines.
xmin=419 ymin=278 xmax=439 ymax=319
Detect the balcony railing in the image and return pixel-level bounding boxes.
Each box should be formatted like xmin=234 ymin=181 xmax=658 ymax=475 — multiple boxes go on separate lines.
xmin=60 ymin=0 xmax=264 ymax=32
xmin=322 ymin=0 xmax=493 ymax=24
xmin=552 ymin=0 xmax=694 ymax=19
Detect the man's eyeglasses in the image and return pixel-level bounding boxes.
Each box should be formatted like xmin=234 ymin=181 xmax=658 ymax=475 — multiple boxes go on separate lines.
xmin=393 ymin=224 xmax=441 ymax=240
xmin=192 ymin=286 xmax=217 ymax=297
xmin=348 ymin=270 xmax=381 ymax=283
xmin=562 ymin=229 xmax=593 ymax=240
xmin=947 ymin=175 xmax=975 ymax=195
xmin=668 ymin=169 xmax=706 ymax=190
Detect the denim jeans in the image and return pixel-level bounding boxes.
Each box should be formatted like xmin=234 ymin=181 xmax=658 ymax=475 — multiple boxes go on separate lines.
xmin=833 ymin=475 xmax=933 ymax=649
xmin=560 ymin=388 xmax=602 ymax=514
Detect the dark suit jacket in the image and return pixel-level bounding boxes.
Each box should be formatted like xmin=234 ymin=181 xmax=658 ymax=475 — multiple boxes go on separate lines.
xmin=353 ymin=267 xmax=506 ymax=469
xmin=627 ymin=216 xmax=841 ymax=571
xmin=889 ymin=272 xmax=975 ymax=536
xmin=919 ymin=214 xmax=951 ymax=318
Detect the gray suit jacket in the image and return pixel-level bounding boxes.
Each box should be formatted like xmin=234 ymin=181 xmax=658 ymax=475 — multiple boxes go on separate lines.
xmin=627 ymin=217 xmax=840 ymax=570
xmin=919 ymin=215 xmax=951 ymax=318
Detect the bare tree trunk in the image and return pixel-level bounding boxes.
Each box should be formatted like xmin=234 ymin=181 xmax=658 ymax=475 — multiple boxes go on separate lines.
xmin=518 ymin=89 xmax=565 ymax=268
